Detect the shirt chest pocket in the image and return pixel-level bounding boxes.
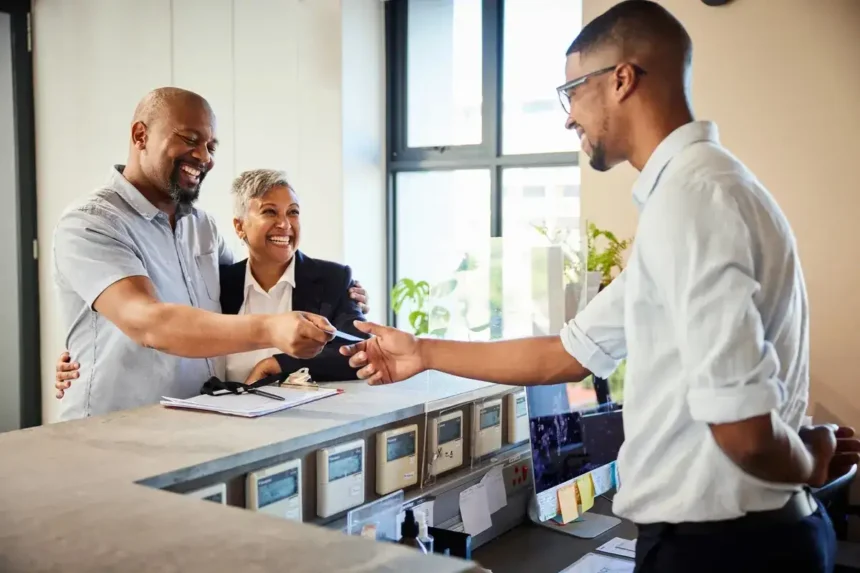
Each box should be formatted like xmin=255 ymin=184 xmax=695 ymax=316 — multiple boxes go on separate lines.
xmin=194 ymin=251 xmax=220 ymax=303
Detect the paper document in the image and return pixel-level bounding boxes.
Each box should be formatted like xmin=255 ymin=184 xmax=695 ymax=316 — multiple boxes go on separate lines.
xmin=557 ymin=484 xmax=579 ymax=523
xmin=480 ymin=466 xmax=508 ymax=514
xmin=576 ymin=475 xmax=595 ymax=512
xmin=596 ymin=537 xmax=637 ymax=560
xmin=459 ymin=483 xmax=492 ymax=536
xmin=590 ymin=465 xmax=613 ymax=496
xmin=161 ymin=385 xmax=341 ymax=418
xmin=561 ymin=553 xmax=634 ymax=573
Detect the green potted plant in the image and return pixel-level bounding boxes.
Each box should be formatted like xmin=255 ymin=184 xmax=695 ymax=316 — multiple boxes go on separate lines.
xmin=533 ymin=221 xmax=630 ymax=403
xmin=390 ymin=278 xmax=452 ymax=337
xmin=586 ymin=222 xmax=631 ymax=289
xmin=391 ymin=251 xmax=498 ymax=339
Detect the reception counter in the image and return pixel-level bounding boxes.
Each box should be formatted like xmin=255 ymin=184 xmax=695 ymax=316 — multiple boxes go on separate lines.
xmin=0 ymin=373 xmax=516 ymax=572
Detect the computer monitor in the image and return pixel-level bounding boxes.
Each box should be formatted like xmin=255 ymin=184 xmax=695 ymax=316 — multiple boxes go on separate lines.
xmin=525 ymin=376 xmax=624 ymax=538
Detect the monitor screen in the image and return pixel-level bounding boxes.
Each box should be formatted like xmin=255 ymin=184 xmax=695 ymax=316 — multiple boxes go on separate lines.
xmin=328 ymin=447 xmax=363 ymax=482
xmin=437 ymin=417 xmax=462 ymax=445
xmin=257 ymin=467 xmax=299 ymax=508
xmin=525 ymin=379 xmax=623 ymax=521
xmin=480 ymin=404 xmax=501 ymax=430
xmin=386 ymin=431 xmax=416 ymax=462
xmin=515 ymin=394 xmax=527 ymax=418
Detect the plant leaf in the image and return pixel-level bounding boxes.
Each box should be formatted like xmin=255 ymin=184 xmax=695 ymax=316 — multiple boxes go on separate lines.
xmin=429 ymin=305 xmax=451 ymax=324
xmin=409 ymin=310 xmax=429 ymax=336
xmin=430 ymin=279 xmax=458 ymax=298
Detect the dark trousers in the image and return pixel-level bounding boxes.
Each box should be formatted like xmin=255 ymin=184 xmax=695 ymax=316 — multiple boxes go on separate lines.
xmin=634 ymin=503 xmax=836 ymax=573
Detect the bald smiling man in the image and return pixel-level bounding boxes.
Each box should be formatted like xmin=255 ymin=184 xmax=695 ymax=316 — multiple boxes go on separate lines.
xmin=52 ymin=87 xmax=337 ymax=421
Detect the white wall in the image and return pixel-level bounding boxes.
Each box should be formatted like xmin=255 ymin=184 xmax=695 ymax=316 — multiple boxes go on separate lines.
xmin=33 ymin=0 xmax=386 ymax=423
xmin=341 ymin=0 xmax=387 ymax=326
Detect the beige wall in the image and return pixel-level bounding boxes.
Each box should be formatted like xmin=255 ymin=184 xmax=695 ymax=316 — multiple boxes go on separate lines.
xmin=582 ymin=0 xmax=860 ymax=429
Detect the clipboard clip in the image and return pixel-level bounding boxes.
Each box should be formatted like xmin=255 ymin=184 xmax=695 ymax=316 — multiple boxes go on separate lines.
xmin=278 ymin=367 xmax=321 ymax=390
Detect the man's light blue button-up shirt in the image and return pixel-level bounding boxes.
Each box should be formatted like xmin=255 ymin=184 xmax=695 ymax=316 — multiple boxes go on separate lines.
xmin=54 ymin=166 xmax=234 ymax=420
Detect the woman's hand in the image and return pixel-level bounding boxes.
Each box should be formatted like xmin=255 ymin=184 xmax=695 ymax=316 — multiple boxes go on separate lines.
xmin=244 ymin=356 xmax=282 ymax=384
xmin=349 ymin=280 xmax=370 ymax=315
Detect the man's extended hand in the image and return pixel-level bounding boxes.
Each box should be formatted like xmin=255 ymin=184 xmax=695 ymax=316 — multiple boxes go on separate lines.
xmin=268 ymin=311 xmax=335 ymax=359
xmin=55 ymin=351 xmax=80 ymax=399
xmin=801 ymin=424 xmax=860 ymax=486
xmin=243 ymin=356 xmax=281 ymax=385
xmin=349 ymin=280 xmax=370 ymax=315
xmin=339 ymin=321 xmax=425 ymax=385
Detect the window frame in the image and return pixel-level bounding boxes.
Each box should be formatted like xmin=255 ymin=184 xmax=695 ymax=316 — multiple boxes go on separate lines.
xmin=1 ymin=0 xmax=42 ymax=428
xmin=385 ymin=0 xmax=579 ymax=324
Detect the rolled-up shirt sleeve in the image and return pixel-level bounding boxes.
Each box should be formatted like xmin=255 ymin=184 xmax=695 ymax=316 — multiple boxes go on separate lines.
xmin=559 ymin=270 xmax=628 ymax=379
xmin=651 ymin=182 xmax=783 ymax=425
xmin=54 ymin=208 xmax=148 ymax=309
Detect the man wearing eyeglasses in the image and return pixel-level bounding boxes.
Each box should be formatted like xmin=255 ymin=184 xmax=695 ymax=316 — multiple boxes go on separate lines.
xmin=340 ymin=2 xmax=858 ymax=572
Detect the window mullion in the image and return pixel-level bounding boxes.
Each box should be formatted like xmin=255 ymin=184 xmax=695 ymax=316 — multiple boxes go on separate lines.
xmin=484 ymin=0 xmax=503 ymax=237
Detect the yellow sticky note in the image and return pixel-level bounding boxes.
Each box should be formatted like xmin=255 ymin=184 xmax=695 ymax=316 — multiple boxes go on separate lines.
xmin=557 ymin=484 xmax=579 ymax=524
xmin=576 ymin=475 xmax=595 ymax=513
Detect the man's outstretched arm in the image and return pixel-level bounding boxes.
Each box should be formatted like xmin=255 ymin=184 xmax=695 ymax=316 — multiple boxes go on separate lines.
xmin=419 ymin=336 xmax=590 ymax=385
xmin=341 ymin=269 xmax=628 ymax=387
xmin=340 ymin=323 xmax=594 ymax=386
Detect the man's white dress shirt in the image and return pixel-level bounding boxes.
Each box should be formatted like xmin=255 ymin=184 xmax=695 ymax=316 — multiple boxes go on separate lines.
xmin=561 ymin=121 xmax=810 ymax=524
xmin=225 ymin=259 xmax=296 ymax=382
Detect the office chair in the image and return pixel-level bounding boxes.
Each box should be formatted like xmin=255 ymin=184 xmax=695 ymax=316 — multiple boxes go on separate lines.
xmin=812 ymin=464 xmax=859 ymax=572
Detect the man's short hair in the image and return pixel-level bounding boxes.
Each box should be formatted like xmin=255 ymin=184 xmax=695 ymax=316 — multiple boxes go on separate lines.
xmin=231 ymin=169 xmax=294 ymax=218
xmin=566 ymin=0 xmax=692 ymax=68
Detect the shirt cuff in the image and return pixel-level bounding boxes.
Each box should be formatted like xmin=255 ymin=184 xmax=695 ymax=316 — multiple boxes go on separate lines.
xmin=559 ymin=320 xmax=620 ymax=379
xmin=687 ymin=378 xmax=782 ymax=424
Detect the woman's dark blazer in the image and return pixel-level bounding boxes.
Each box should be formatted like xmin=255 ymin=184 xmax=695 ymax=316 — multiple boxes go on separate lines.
xmin=219 ymin=250 xmax=368 ymax=382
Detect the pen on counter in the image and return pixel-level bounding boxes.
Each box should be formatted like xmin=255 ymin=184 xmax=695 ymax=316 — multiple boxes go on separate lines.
xmin=247 ymin=388 xmax=285 ymax=401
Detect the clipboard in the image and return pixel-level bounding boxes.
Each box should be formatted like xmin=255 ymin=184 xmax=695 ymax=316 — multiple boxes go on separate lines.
xmin=161 ymin=368 xmax=343 ymax=418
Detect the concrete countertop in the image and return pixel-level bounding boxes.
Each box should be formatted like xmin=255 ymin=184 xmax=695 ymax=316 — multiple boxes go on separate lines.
xmin=0 ymin=373 xmax=502 ymax=572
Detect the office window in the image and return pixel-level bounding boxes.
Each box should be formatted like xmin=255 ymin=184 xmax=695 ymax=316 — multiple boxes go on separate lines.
xmin=502 ymin=166 xmax=581 ymax=252
xmin=387 ymin=0 xmax=582 ymax=324
xmin=394 ymin=170 xmax=491 ymax=325
xmin=406 ymin=0 xmax=483 ymax=147
xmin=502 ymin=0 xmax=582 ymax=155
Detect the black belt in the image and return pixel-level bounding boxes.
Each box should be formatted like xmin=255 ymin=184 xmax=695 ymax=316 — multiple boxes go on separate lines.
xmin=637 ymin=490 xmax=817 ymax=537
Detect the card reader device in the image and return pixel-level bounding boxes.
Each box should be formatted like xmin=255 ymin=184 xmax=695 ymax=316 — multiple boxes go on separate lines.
xmin=429 ymin=410 xmax=464 ymax=476
xmin=507 ymin=390 xmax=529 ymax=444
xmin=472 ymin=398 xmax=503 ymax=458
xmin=187 ymin=482 xmax=227 ymax=504
xmin=246 ymin=458 xmax=302 ymax=521
xmin=317 ymin=438 xmax=365 ymax=517
xmin=376 ymin=423 xmax=418 ymax=495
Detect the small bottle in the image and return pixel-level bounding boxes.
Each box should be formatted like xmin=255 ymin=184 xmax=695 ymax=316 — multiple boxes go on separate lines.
xmin=416 ymin=510 xmax=434 ymax=554
xmin=398 ymin=509 xmax=428 ymax=553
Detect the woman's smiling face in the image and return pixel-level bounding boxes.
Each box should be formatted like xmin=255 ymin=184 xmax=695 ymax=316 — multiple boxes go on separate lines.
xmin=235 ymin=184 xmax=300 ymax=265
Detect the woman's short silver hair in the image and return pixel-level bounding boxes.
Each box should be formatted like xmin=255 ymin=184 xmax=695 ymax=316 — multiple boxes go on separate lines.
xmin=231 ymin=169 xmax=294 ymax=218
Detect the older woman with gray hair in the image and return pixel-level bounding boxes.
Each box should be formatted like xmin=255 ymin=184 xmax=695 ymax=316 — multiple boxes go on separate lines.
xmin=55 ymin=168 xmax=372 ymax=394
xmin=218 ymin=168 xmax=370 ymax=383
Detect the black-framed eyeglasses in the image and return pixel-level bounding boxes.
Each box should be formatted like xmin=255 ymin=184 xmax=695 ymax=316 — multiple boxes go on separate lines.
xmin=556 ymin=64 xmax=647 ymax=114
